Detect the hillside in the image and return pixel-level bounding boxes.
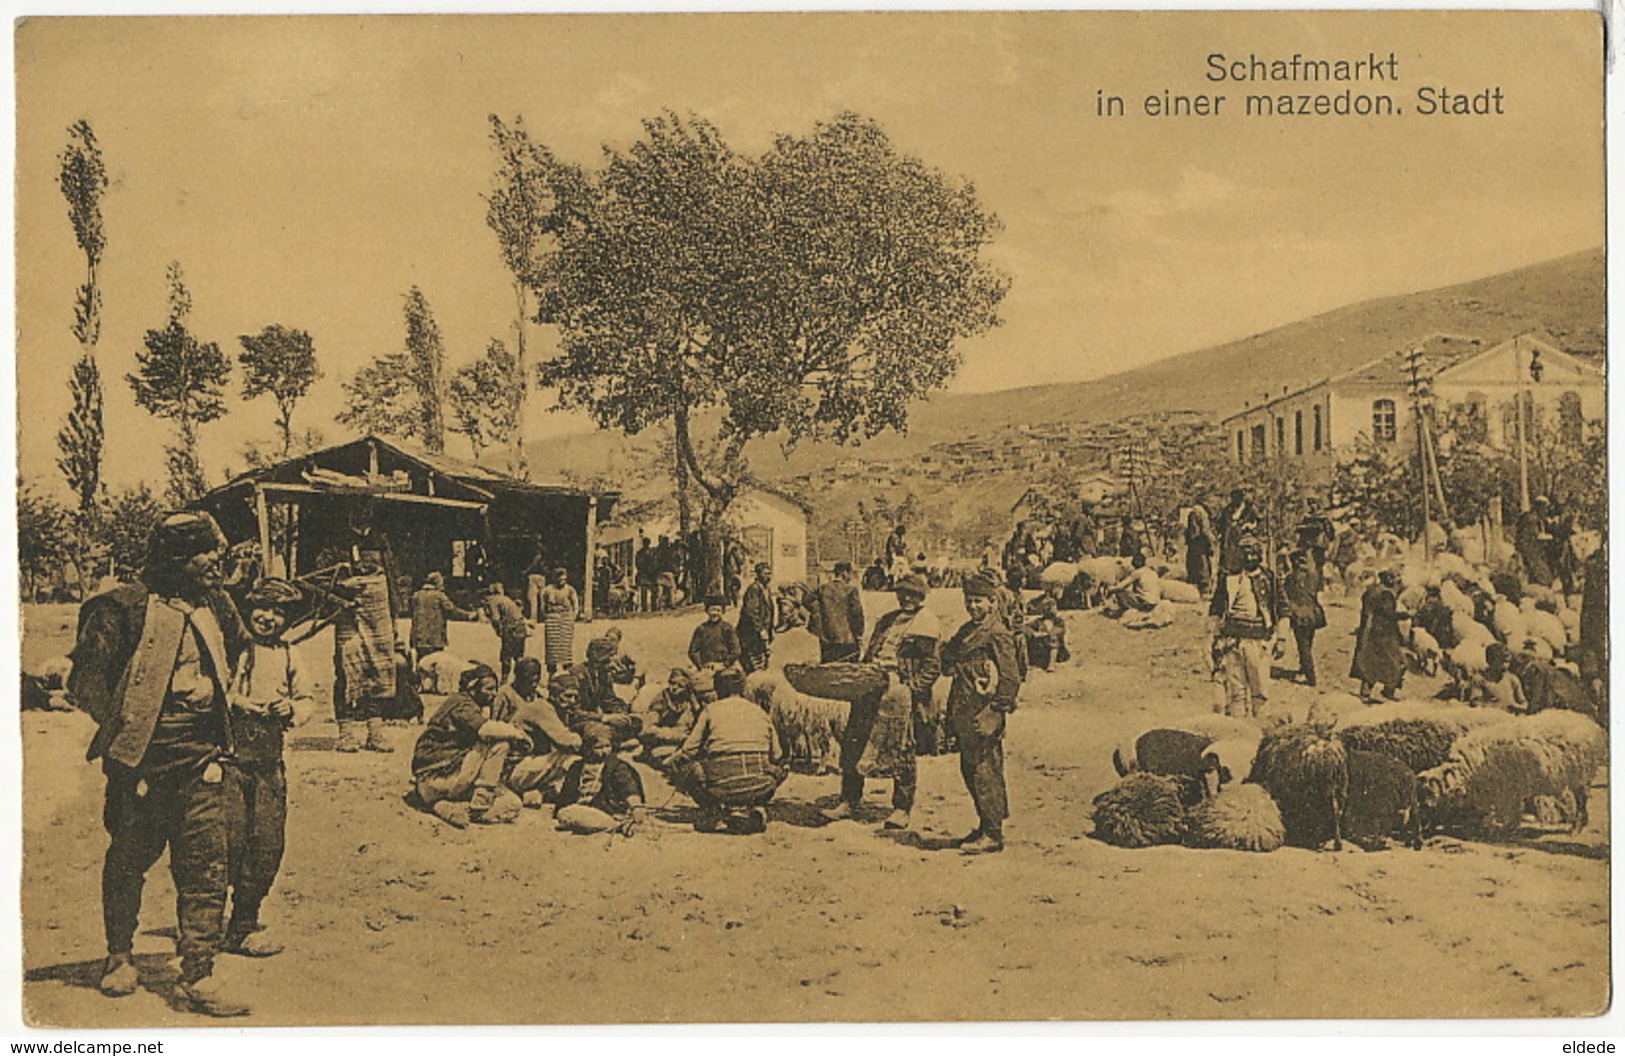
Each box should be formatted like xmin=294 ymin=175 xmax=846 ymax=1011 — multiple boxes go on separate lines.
xmin=529 ymin=247 xmax=1605 ymax=489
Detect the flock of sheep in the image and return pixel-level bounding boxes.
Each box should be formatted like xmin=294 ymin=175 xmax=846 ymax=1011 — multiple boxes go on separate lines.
xmin=1092 ymin=538 xmax=1606 ymax=854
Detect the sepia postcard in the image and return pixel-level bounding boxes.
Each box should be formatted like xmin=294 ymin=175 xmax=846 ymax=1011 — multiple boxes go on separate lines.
xmin=10 ymin=9 xmax=1609 ymax=1029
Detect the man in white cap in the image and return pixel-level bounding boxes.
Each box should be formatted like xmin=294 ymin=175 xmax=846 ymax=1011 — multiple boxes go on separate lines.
xmin=68 ymin=511 xmax=254 ymax=1016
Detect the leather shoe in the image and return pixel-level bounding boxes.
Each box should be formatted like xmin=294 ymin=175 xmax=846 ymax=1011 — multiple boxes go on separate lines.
xmin=99 ymin=955 xmax=138 ymax=997
xmin=959 ymin=833 xmax=1005 ymax=855
xmin=949 ymin=828 xmax=984 ymax=848
xmin=882 ymin=809 xmax=911 ymax=831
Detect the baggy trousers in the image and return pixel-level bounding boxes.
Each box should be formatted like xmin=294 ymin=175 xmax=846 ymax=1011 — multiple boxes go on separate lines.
xmin=951 ymin=708 xmax=1008 ymax=834
xmin=221 ymin=761 xmax=286 ymax=937
xmin=102 ymin=757 xmax=228 ymax=983
xmin=838 ymin=689 xmax=916 ymax=813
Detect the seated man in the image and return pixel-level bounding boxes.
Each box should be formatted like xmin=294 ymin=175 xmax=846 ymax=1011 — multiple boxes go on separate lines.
xmin=554 ymin=722 xmax=647 ymax=835
xmin=1103 ymin=553 xmax=1160 ymax=618
xmin=570 ymin=637 xmax=643 ymax=743
xmin=666 ymin=666 xmax=786 ymax=834
xmin=411 ymin=664 xmax=527 ymax=828
xmin=501 ymin=661 xmax=583 ymax=807
xmin=1024 ymin=594 xmax=1071 ymax=671
xmin=601 ymin=626 xmax=643 ymax=689
xmin=637 ymin=667 xmax=705 ymax=767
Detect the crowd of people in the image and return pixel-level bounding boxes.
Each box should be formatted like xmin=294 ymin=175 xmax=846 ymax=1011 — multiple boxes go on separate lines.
xmin=65 ymin=507 xmax=1040 ymax=1017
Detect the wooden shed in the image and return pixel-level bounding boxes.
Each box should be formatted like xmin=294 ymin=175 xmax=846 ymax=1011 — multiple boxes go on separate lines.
xmin=194 ymin=436 xmax=618 ymax=617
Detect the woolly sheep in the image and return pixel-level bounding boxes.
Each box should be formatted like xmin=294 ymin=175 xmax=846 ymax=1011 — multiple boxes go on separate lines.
xmin=1090 ymin=773 xmax=1187 ymax=848
xmin=1408 ymin=626 xmax=1442 ymax=677
xmin=1341 ymin=749 xmax=1424 ymax=851
xmin=1077 ymin=556 xmax=1131 ymax=585
xmin=1492 ymin=599 xmax=1527 ymax=644
xmin=1110 ymin=728 xmax=1210 ymax=804
xmin=1512 ymin=655 xmax=1597 ymax=720
xmin=1336 ymin=717 xmax=1457 ymax=775
xmin=1417 ymin=710 xmax=1605 ymax=833
xmin=1397 ymin=584 xmax=1428 ymax=615
xmin=1248 ymin=724 xmax=1350 ymax=851
xmin=1182 ymin=783 xmax=1285 ymax=852
xmin=745 ymin=669 xmax=848 ymax=773
xmin=1335 ymin=698 xmax=1509 ymax=738
xmin=1160 ymin=579 xmax=1202 ymax=605
xmin=416 ymin=650 xmax=472 ymax=695
xmin=1038 ymin=561 xmax=1080 ymax=588
xmin=1518 ymin=600 xmax=1569 ymax=652
xmin=1121 ymin=600 xmax=1178 ymax=630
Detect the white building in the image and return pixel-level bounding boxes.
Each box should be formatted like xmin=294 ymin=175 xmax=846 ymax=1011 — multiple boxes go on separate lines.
xmin=598 ymin=484 xmax=812 ymax=587
xmin=1218 ymin=332 xmax=1604 ymax=475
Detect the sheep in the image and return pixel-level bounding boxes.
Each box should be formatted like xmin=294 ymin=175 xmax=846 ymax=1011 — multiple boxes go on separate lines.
xmin=1336 ymin=717 xmax=1457 ymax=775
xmin=1518 ymin=599 xmax=1569 ymax=652
xmin=1110 ymin=728 xmax=1213 ymax=804
xmin=1182 ymin=783 xmax=1285 ymax=852
xmin=1038 ymin=561 xmax=1080 ymax=588
xmin=745 ymin=669 xmax=847 ymax=773
xmin=1511 ymin=653 xmax=1598 ymax=720
xmin=1416 ymin=710 xmax=1606 ymax=834
xmin=1408 ymin=626 xmax=1442 ymax=677
xmin=1090 ymin=772 xmax=1187 ymax=848
xmin=1341 ymin=749 xmax=1424 ymax=851
xmin=1492 ymin=599 xmax=1527 ymax=645
xmin=1159 ymin=579 xmax=1202 ymax=605
xmin=1121 ymin=600 xmax=1177 ymax=630
xmin=416 ymin=650 xmax=472 ymax=695
xmin=1247 ymin=724 xmax=1349 ymax=850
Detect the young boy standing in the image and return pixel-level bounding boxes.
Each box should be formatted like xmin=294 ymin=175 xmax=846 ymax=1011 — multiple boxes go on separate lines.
xmin=222 ymin=578 xmax=311 ymax=957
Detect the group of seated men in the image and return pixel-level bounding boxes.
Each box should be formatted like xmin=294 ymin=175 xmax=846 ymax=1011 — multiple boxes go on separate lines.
xmin=409 ymin=636 xmax=785 ymax=836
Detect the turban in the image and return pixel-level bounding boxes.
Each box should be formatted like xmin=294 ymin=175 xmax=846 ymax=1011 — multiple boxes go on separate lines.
xmin=148 ymin=511 xmax=227 ymax=563
xmin=458 ymin=663 xmax=499 ymax=692
xmin=244 ymin=577 xmax=302 ymax=609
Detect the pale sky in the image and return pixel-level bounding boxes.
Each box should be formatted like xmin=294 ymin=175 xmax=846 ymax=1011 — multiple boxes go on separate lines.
xmin=14 ymin=10 xmax=1604 ymax=497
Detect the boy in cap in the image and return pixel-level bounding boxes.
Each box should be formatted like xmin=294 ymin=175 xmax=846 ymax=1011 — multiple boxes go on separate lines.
xmin=221 ymin=577 xmax=311 ymax=959
xmin=411 ymin=664 xmax=526 ymax=827
xmin=68 ymin=511 xmax=253 ymax=1015
xmin=688 ymin=596 xmax=742 ymax=672
xmin=941 ymin=571 xmax=1020 ymax=854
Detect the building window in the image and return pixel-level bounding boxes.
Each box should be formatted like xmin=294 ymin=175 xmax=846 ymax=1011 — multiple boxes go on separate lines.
xmin=1236 ymin=431 xmax=1245 ymax=461
xmin=1250 ymin=424 xmax=1267 ymax=462
xmin=1559 ymin=390 xmax=1584 ymax=444
xmin=1372 ymin=399 xmax=1397 ymax=442
xmin=1294 ymin=410 xmax=1304 ymax=456
xmin=1312 ymin=404 xmax=1323 ymax=451
xmin=1275 ymin=417 xmax=1285 ymax=454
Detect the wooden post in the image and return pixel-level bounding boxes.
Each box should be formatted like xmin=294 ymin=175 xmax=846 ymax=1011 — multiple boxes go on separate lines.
xmin=582 ymin=495 xmax=598 ymax=622
xmin=254 ymin=484 xmax=273 ymax=577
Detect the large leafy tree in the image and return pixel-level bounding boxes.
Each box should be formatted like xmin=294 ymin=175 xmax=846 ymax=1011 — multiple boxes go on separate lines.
xmin=239 ymin=323 xmax=322 ymax=458
xmin=338 ymin=286 xmax=447 ymax=453
xmin=18 ymin=482 xmax=74 ymax=600
xmin=516 ymin=110 xmax=1008 ymax=594
xmin=447 ymin=339 xmax=521 ymax=465
xmin=127 ymin=262 xmax=231 ymax=506
xmin=54 ymin=120 xmax=108 ymax=594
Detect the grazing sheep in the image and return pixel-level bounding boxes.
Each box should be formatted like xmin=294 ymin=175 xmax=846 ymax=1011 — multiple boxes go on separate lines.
xmin=1090 ymin=773 xmax=1187 ymax=848
xmin=1248 ymin=724 xmax=1350 ymax=850
xmin=745 ymin=669 xmax=847 ymax=773
xmin=1417 ymin=710 xmax=1606 ymax=834
xmin=1519 ymin=600 xmax=1570 ymax=652
xmin=1183 ymin=783 xmax=1285 ymax=852
xmin=1038 ymin=561 xmax=1080 ymax=588
xmin=1341 ymin=749 xmax=1424 ymax=850
xmin=1492 ymin=599 xmax=1527 ymax=645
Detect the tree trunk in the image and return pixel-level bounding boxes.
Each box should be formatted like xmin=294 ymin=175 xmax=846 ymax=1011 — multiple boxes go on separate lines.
xmin=511 ymin=280 xmax=530 ymax=479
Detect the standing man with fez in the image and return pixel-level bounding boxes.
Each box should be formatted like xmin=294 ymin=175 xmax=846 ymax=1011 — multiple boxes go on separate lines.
xmin=941 ymin=571 xmax=1021 ymax=855
xmin=68 ymin=511 xmax=253 ymax=1016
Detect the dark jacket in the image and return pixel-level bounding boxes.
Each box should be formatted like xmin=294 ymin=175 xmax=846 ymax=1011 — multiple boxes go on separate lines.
xmin=807 ymin=580 xmax=865 ymax=646
xmin=738 ymin=581 xmax=775 ymax=644
xmin=69 ymin=580 xmax=248 ymax=766
xmin=942 ymin=614 xmax=1020 ymax=718
xmin=688 ymin=620 xmax=741 ymax=669
xmin=862 ymin=607 xmax=942 ymax=693
xmin=1209 ymin=567 xmax=1284 ymax=639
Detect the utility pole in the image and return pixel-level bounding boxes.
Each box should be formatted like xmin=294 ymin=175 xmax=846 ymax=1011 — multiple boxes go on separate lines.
xmin=1404 ymin=345 xmax=1434 ymax=563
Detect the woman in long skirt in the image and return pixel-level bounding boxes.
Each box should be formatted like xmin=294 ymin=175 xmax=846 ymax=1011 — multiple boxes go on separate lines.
xmin=1350 ymin=569 xmax=1406 ymax=701
xmin=541 ymin=567 xmax=581 ymax=675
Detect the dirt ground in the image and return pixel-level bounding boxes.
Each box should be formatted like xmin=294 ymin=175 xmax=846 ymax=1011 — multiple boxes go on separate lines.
xmin=18 ymin=586 xmax=1610 ymax=1026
